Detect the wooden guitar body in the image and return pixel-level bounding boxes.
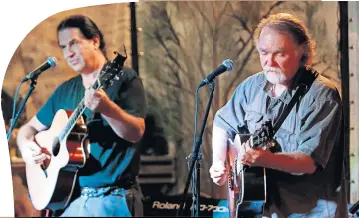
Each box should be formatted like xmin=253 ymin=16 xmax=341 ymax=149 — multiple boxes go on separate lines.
xmin=26 ymin=109 xmax=89 ymax=211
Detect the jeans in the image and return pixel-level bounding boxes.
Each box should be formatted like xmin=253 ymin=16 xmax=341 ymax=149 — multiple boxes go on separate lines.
xmin=213 ymin=200 xmax=264 ymax=218
xmin=59 ymin=185 xmax=143 ymax=217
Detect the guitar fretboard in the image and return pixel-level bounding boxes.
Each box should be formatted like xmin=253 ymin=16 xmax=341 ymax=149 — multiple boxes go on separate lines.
xmin=58 ymin=99 xmax=87 ymax=142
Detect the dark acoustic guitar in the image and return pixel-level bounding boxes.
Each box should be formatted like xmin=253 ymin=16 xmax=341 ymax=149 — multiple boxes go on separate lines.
xmin=225 ymin=121 xmax=276 ymax=218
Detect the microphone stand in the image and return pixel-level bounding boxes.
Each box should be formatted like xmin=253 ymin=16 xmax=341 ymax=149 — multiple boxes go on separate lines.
xmin=177 ymin=81 xmax=215 ymax=217
xmin=6 ymin=75 xmax=38 ymax=142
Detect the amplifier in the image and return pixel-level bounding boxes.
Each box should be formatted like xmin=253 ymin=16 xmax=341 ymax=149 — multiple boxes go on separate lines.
xmin=143 ymin=194 xmax=229 ymax=217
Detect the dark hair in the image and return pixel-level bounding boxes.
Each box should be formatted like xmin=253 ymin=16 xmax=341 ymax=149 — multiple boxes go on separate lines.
xmin=254 ymin=13 xmax=316 ymax=67
xmin=57 ymin=15 xmax=106 ymax=57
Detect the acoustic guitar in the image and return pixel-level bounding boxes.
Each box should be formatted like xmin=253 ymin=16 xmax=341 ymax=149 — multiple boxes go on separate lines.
xmin=225 ymin=121 xmax=275 ymax=218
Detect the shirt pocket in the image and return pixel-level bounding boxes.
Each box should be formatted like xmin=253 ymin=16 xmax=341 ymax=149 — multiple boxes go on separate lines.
xmin=275 ymin=128 xmax=298 ymax=152
xmin=274 ymin=110 xmax=298 ymax=152
xmin=244 ymin=111 xmax=264 ymax=134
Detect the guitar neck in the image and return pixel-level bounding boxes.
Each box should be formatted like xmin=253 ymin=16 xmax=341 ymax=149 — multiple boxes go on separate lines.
xmin=58 ymin=98 xmax=88 ymax=142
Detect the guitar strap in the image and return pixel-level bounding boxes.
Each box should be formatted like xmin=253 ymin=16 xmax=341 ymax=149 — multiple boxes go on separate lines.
xmin=271 ymin=67 xmax=318 ymax=136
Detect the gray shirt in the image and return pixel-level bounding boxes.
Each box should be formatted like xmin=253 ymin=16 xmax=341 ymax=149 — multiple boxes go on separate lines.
xmin=214 ymin=68 xmax=348 ymax=217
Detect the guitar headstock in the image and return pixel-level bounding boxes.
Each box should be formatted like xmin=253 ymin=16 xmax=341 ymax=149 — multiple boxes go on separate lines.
xmin=93 ymin=46 xmax=127 ymax=90
xmin=251 ymin=121 xmax=274 ymax=149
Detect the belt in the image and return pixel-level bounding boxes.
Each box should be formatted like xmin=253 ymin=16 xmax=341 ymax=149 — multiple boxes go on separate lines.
xmin=80 ymin=178 xmax=138 ymax=198
xmin=81 ymin=186 xmax=128 ymax=198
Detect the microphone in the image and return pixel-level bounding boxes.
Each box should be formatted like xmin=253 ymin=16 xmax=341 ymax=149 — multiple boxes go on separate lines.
xmin=199 ymin=59 xmax=234 ymax=87
xmin=22 ymin=57 xmax=57 ymax=82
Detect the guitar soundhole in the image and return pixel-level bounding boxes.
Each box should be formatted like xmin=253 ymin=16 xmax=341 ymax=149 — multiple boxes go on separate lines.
xmin=52 ymin=138 xmax=61 ymax=156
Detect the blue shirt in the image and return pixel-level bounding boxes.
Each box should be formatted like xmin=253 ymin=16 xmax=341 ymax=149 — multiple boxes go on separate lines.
xmin=214 ymin=68 xmax=348 ymax=217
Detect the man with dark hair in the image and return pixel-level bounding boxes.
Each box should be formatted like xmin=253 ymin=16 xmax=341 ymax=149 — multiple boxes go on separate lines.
xmin=16 ymin=14 xmax=146 ymax=217
xmin=210 ymin=13 xmax=348 ymax=217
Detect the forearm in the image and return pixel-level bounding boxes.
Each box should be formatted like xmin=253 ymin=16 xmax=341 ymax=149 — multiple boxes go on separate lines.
xmin=16 ymin=124 xmax=38 ymax=148
xmin=262 ymin=151 xmax=317 ymax=174
xmin=16 ymin=116 xmax=47 ymax=148
xmin=212 ymin=125 xmax=229 ymax=163
xmin=101 ymin=100 xmax=145 ymax=143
